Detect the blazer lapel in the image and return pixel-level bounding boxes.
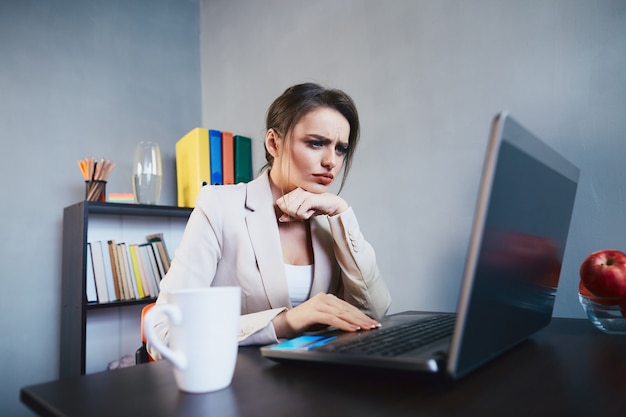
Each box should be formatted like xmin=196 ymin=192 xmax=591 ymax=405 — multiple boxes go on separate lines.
xmin=245 ymin=172 xmax=291 ymax=309
xmin=309 ymin=218 xmax=337 ymax=296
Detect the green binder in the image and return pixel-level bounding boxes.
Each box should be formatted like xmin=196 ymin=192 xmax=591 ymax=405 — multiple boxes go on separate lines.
xmin=234 ymin=135 xmax=253 ymax=183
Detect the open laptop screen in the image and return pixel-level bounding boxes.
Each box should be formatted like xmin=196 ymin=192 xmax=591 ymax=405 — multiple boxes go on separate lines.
xmin=449 ymin=113 xmax=580 ymax=378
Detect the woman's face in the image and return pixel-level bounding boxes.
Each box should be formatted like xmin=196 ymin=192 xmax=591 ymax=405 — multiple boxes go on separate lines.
xmin=269 ymin=107 xmax=350 ymax=194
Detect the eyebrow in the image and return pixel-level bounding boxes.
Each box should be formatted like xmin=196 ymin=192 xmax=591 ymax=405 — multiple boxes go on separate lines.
xmin=307 ymin=134 xmax=349 ymax=147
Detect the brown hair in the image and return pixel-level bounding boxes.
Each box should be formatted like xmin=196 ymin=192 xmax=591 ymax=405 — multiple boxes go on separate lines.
xmin=262 ymin=83 xmax=360 ymax=191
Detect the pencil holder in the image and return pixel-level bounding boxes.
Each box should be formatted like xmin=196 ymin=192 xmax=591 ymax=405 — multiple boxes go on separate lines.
xmin=85 ymin=180 xmax=107 ymax=202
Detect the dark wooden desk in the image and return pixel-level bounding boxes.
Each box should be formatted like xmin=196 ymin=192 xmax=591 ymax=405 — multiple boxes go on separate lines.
xmin=21 ymin=318 xmax=626 ymax=417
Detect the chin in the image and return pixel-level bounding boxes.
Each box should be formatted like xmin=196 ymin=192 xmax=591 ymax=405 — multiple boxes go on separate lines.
xmin=302 ymin=183 xmax=331 ymax=194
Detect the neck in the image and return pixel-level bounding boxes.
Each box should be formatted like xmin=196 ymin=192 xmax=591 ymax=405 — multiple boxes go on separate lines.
xmin=268 ymin=168 xmax=294 ymax=201
xmin=268 ymin=170 xmax=288 ymax=222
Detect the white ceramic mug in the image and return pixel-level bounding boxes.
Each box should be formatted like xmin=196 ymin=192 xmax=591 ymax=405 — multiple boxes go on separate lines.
xmin=143 ymin=286 xmax=241 ymax=393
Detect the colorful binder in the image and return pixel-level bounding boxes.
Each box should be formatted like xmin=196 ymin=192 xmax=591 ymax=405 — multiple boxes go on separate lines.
xmin=234 ymin=135 xmax=253 ymax=184
xmin=175 ymin=128 xmax=211 ymax=208
xmin=209 ymin=129 xmax=223 ymax=185
xmin=221 ymin=131 xmax=235 ymax=185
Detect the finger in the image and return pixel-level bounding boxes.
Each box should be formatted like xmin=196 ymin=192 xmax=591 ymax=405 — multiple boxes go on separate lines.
xmin=321 ymin=310 xmax=380 ymax=332
xmin=294 ymin=198 xmax=317 ymax=219
xmin=294 ymin=199 xmax=305 ymax=215
xmin=277 ymin=197 xmax=316 ymax=221
xmin=283 ymin=187 xmax=305 ymax=206
xmin=322 ymin=295 xmax=380 ymax=329
xmin=278 ymin=213 xmax=300 ymax=223
xmin=288 ymin=294 xmax=379 ymax=333
xmin=276 ymin=191 xmax=304 ymax=216
xmin=322 ymin=314 xmax=362 ymax=332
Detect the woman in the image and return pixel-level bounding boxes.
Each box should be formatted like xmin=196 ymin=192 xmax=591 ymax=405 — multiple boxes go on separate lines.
xmin=149 ymin=83 xmax=391 ymax=356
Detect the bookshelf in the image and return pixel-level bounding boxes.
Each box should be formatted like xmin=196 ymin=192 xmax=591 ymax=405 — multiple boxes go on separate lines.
xmin=60 ymin=201 xmax=192 ymax=378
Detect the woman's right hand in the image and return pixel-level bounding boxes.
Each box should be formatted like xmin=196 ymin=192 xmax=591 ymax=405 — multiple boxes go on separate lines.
xmin=272 ymin=293 xmax=380 ymax=339
xmin=275 ymin=187 xmax=349 ymax=223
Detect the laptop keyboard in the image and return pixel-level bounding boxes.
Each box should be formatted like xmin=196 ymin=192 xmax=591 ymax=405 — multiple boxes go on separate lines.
xmin=317 ymin=314 xmax=456 ymax=357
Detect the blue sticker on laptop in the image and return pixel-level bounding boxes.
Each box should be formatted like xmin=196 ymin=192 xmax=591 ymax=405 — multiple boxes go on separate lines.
xmin=271 ymin=335 xmax=336 ymax=350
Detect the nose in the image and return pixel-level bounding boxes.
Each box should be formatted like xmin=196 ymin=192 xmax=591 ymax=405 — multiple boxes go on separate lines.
xmin=321 ymin=148 xmax=336 ymax=169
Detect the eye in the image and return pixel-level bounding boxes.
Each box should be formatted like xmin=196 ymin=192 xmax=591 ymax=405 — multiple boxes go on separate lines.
xmin=336 ymin=145 xmax=349 ymax=156
xmin=307 ymin=140 xmax=324 ymax=149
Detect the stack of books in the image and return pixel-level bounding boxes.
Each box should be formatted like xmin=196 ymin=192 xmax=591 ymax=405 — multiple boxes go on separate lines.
xmin=175 ymin=128 xmax=253 ymax=208
xmin=86 ymin=233 xmax=171 ymax=304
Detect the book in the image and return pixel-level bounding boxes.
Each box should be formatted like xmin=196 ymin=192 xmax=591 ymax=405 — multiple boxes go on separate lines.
xmin=146 ymin=233 xmax=171 ymax=273
xmin=234 ymin=135 xmax=253 ymax=183
xmin=145 ymin=244 xmax=163 ymax=289
xmin=119 ymin=243 xmax=137 ymax=299
xmin=139 ymin=244 xmax=159 ymax=296
xmin=85 ymin=233 xmax=172 ymax=303
xmin=85 ymin=243 xmax=98 ymax=303
xmin=107 ymin=192 xmax=135 ymax=203
xmin=134 ymin=243 xmax=153 ymax=298
xmin=101 ymin=241 xmax=119 ymax=301
xmin=209 ymin=129 xmax=223 ymax=185
xmin=175 ymin=128 xmax=211 ymax=208
xmin=221 ymin=131 xmax=235 ymax=185
xmin=113 ymin=243 xmax=130 ymax=300
xmin=150 ymin=241 xmax=166 ymax=283
xmin=154 ymin=240 xmax=170 ymax=274
xmin=106 ymin=240 xmax=121 ymax=300
xmin=128 ymin=244 xmax=146 ymax=298
xmin=89 ymin=241 xmax=109 ymax=303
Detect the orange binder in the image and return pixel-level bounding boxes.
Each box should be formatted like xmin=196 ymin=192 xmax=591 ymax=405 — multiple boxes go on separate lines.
xmin=222 ymin=131 xmax=235 ymax=185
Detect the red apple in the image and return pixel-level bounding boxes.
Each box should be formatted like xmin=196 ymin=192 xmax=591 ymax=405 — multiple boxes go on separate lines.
xmin=579 ymin=250 xmax=626 ymax=298
xmin=578 ymin=280 xmax=592 ymax=296
xmin=579 ymin=280 xmax=618 ymax=306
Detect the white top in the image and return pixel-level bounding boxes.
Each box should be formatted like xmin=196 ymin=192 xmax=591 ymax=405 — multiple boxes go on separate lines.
xmin=284 ymin=264 xmax=313 ymax=307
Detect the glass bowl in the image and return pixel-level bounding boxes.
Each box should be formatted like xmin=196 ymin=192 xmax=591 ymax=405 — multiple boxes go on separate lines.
xmin=579 ymin=293 xmax=626 ymax=334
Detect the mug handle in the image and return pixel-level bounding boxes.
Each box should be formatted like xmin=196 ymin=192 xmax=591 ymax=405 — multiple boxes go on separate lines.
xmin=143 ymin=304 xmax=187 ymax=370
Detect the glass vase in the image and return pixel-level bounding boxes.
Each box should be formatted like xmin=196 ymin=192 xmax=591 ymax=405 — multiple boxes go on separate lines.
xmin=132 ymin=141 xmax=162 ymax=205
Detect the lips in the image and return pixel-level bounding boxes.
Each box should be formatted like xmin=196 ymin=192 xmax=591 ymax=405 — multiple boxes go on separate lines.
xmin=313 ymin=173 xmax=334 ymax=186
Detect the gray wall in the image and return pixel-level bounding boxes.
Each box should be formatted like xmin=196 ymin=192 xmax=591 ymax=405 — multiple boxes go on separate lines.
xmin=200 ymin=0 xmax=626 ymax=317
xmin=1 ymin=0 xmax=625 ymax=415
xmin=0 ymin=0 xmax=201 ymax=415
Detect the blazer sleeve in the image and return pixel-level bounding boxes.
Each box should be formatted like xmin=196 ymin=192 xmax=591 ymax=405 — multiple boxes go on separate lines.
xmin=148 ymin=308 xmax=287 ymax=359
xmin=327 ymin=207 xmax=392 ymax=320
xmin=238 ymin=308 xmax=286 ymax=346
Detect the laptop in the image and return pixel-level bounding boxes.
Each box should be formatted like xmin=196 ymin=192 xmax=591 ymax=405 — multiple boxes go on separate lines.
xmin=261 ymin=111 xmax=580 ymax=379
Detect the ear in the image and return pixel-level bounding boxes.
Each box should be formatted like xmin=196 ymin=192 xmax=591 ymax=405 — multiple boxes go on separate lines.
xmin=265 ymin=129 xmax=281 ymax=159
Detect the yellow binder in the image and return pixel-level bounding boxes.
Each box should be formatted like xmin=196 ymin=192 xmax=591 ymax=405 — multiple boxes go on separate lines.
xmin=175 ymin=128 xmax=211 ymax=207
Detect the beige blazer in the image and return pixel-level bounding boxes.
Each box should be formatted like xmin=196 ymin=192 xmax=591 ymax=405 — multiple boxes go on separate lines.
xmin=150 ymin=171 xmax=391 ymax=353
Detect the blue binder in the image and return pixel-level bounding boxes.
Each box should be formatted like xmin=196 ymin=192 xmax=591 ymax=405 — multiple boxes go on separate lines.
xmin=209 ymin=129 xmax=223 ymax=185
